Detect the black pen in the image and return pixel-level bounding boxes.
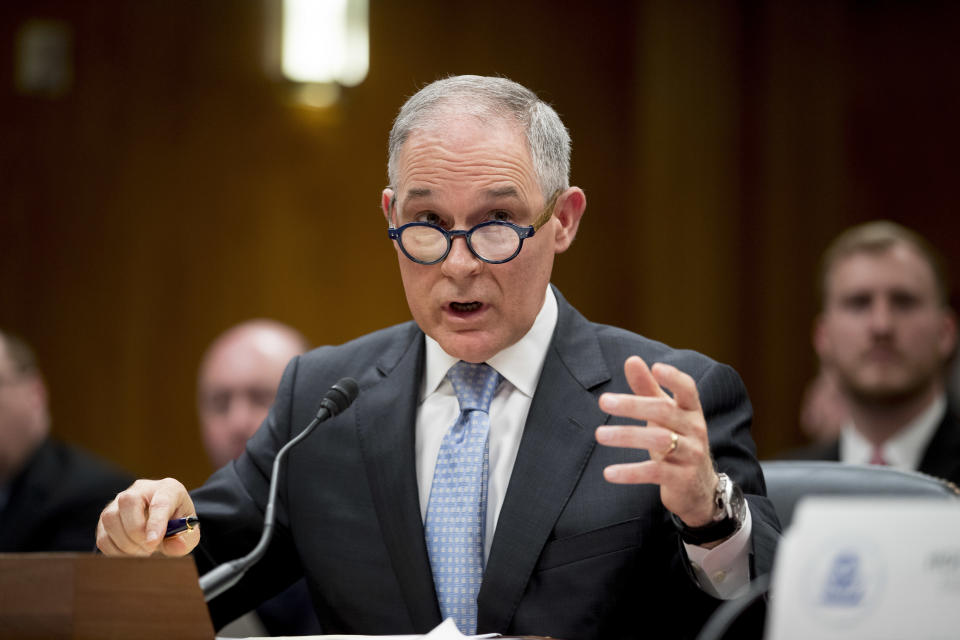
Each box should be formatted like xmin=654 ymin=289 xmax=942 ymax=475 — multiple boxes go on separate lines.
xmin=165 ymin=515 xmax=200 ymax=538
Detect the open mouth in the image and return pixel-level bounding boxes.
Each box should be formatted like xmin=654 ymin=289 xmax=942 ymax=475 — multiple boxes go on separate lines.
xmin=450 ymin=301 xmax=482 ymax=313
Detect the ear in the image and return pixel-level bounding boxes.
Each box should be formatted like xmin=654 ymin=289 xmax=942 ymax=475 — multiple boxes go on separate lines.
xmin=381 ymin=188 xmax=395 ymax=226
xmin=812 ymin=313 xmax=830 ymax=361
xmin=23 ymin=374 xmax=50 ymax=433
xmin=938 ymin=308 xmax=957 ymax=360
xmin=551 ymin=187 xmax=586 ymax=254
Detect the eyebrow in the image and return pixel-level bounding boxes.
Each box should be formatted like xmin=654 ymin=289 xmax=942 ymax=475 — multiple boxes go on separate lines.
xmin=404 ymin=187 xmax=433 ymax=201
xmin=484 ymin=186 xmax=521 ymax=200
xmin=400 ymin=186 xmax=523 ymax=209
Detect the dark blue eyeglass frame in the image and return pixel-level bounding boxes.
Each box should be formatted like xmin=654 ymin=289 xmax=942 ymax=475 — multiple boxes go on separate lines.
xmin=387 ymin=220 xmax=535 ymax=265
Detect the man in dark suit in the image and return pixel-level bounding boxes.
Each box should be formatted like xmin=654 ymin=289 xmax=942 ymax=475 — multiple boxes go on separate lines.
xmin=788 ymin=221 xmax=960 ymax=485
xmin=0 ymin=329 xmax=132 ymax=552
xmin=97 ymin=75 xmax=780 ymax=639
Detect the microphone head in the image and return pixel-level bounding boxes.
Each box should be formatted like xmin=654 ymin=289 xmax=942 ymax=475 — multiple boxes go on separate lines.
xmin=319 ymin=377 xmax=359 ymax=417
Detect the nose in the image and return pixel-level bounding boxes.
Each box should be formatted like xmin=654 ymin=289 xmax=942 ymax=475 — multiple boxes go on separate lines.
xmin=441 ymin=234 xmax=483 ymax=277
xmin=868 ymin=298 xmax=894 ymax=335
xmin=225 ymin=395 xmax=260 ymax=439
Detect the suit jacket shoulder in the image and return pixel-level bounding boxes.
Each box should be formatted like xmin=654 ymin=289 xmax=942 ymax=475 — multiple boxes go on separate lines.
xmin=918 ymin=406 xmax=960 ymax=484
xmin=0 ymin=438 xmax=133 ymax=552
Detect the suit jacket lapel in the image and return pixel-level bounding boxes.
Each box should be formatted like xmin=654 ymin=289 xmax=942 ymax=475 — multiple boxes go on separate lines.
xmin=477 ymin=289 xmax=611 ymax=633
xmin=354 ymin=324 xmax=442 ymax=631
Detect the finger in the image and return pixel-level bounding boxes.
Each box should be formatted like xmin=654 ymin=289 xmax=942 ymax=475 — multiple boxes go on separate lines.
xmin=603 ymin=460 xmax=664 ymax=485
xmin=144 ymin=478 xmax=194 ymax=545
xmin=651 ymin=362 xmax=702 ymax=413
xmin=160 ymin=526 xmax=201 ymax=557
xmin=100 ymin=497 xmax=151 ymax=556
xmin=96 ymin=519 xmax=122 ymax=556
xmin=624 ymin=356 xmax=666 ymax=398
xmin=115 ymin=487 xmax=155 ymax=553
xmin=598 ymin=394 xmax=704 ymax=440
xmin=97 ymin=531 xmax=129 ymax=557
xmin=596 ymin=425 xmax=676 ymax=457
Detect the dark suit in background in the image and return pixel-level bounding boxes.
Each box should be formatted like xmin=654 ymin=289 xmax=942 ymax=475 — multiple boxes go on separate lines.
xmin=191 ymin=290 xmax=780 ymax=640
xmin=0 ymin=438 xmax=133 ymax=552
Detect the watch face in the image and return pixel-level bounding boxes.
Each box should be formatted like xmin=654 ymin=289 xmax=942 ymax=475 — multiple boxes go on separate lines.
xmin=729 ymin=482 xmax=746 ymax=521
xmin=715 ymin=473 xmax=733 ymax=521
xmin=716 ymin=473 xmax=745 ymax=522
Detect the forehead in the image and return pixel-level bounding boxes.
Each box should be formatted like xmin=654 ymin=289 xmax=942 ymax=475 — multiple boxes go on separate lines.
xmin=201 ymin=333 xmax=296 ymax=387
xmin=827 ymin=244 xmax=938 ymax=296
xmin=394 ymin=117 xmax=537 ymax=202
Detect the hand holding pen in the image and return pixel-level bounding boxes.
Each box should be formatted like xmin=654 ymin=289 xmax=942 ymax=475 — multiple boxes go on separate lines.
xmin=96 ymin=478 xmax=201 ymax=557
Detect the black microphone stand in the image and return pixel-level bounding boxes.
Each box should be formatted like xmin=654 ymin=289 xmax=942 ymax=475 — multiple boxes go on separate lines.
xmin=198 ymin=377 xmax=358 ymax=602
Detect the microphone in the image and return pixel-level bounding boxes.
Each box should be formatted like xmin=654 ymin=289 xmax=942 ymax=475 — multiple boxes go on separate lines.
xmin=198 ymin=376 xmax=359 ymax=602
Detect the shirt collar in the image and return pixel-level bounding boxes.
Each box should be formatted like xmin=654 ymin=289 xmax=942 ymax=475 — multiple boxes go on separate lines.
xmin=421 ymin=285 xmax=558 ymax=400
xmin=841 ymin=393 xmax=946 ymax=469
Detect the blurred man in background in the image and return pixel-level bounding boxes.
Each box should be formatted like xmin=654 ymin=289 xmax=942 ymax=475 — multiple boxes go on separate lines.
xmin=196 ymin=319 xmax=321 ymax=637
xmin=789 ymin=221 xmax=960 ymax=484
xmin=198 ymin=319 xmax=310 ymax=470
xmin=0 ymin=329 xmax=132 ymax=551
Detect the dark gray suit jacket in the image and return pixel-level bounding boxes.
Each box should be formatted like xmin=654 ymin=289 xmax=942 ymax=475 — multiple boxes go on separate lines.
xmin=192 ymin=289 xmax=780 ymax=639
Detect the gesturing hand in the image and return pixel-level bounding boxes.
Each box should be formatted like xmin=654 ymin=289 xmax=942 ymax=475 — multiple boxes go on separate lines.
xmin=595 ymin=355 xmax=719 ymax=528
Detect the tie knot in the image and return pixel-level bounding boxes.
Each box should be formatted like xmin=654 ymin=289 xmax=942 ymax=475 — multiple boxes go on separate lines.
xmin=447 ymin=361 xmax=500 ymax=413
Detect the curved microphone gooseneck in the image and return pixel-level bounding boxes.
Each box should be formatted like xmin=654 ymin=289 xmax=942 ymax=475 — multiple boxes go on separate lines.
xmin=198 ymin=377 xmax=360 ymax=602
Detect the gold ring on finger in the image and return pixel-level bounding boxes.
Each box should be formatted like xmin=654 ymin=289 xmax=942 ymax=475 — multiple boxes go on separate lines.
xmin=662 ymin=431 xmax=679 ymax=458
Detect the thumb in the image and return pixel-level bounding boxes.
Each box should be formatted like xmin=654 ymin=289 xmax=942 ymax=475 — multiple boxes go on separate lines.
xmin=144 ymin=494 xmax=174 ymax=545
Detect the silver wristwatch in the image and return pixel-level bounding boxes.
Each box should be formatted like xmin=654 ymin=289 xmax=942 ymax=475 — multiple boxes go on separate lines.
xmin=671 ymin=472 xmax=747 ymax=544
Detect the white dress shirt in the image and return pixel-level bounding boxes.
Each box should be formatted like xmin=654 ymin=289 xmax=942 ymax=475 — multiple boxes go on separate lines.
xmin=414 ymin=286 xmax=752 ymax=599
xmin=840 ymin=393 xmax=946 ymax=470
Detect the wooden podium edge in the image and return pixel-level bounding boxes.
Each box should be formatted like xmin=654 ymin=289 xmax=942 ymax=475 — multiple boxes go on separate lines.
xmin=0 ymin=552 xmax=215 ymax=640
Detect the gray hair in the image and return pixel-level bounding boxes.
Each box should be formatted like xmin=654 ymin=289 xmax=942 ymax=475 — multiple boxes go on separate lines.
xmin=387 ymin=75 xmax=571 ymax=200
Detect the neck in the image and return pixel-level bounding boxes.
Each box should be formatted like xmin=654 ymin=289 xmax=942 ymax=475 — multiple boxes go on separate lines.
xmin=847 ymin=383 xmax=943 ymax=446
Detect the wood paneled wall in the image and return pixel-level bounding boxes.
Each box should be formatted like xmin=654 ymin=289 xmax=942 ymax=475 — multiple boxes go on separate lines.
xmin=1 ymin=1 xmax=958 ymax=488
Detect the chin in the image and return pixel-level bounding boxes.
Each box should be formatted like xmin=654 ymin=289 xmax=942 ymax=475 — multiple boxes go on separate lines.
xmin=850 ymin=380 xmax=926 ymax=406
xmin=445 ymin=346 xmax=497 ymax=364
xmin=437 ymin=334 xmax=503 ymax=364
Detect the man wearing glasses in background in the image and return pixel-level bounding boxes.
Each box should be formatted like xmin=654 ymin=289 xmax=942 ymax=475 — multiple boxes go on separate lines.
xmin=0 ymin=329 xmax=132 ymax=552
xmin=97 ymin=75 xmax=780 ymax=640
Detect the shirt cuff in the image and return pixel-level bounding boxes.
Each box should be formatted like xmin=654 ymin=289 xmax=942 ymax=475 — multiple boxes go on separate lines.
xmin=683 ymin=505 xmax=753 ymax=600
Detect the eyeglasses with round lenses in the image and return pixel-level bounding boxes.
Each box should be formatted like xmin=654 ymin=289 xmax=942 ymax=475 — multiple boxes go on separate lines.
xmin=388 ymin=220 xmax=537 ymax=265
xmin=387 ymin=192 xmax=559 ymax=265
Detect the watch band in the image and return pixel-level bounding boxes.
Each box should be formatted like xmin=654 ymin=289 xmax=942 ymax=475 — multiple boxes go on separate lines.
xmin=670 ymin=473 xmax=746 ymax=545
xmin=670 ymin=510 xmax=741 ymax=545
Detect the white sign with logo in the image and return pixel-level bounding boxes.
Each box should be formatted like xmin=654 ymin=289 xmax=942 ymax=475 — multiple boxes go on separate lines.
xmin=766 ymin=498 xmax=960 ymax=640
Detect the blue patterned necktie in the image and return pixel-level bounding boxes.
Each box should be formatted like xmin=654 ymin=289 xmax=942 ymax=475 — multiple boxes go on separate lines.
xmin=424 ymin=361 xmax=501 ymax=635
